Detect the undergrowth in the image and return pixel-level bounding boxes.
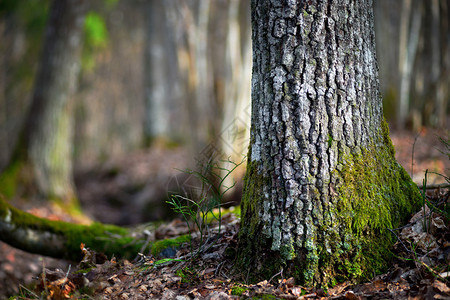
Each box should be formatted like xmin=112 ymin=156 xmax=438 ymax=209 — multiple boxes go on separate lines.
xmin=166 ymin=157 xmax=244 ymax=259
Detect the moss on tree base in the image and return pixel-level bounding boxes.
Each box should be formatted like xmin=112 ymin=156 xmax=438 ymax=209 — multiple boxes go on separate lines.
xmin=236 ymin=121 xmax=422 ymax=287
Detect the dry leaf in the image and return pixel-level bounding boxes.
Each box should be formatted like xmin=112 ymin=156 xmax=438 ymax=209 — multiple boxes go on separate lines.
xmin=433 ymin=280 xmax=450 ymax=294
xmin=291 ymin=286 xmax=302 ymax=296
xmin=344 ymin=291 xmax=360 ymax=300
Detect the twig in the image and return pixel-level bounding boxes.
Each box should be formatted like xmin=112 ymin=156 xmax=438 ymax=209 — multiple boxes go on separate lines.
xmin=411 ymin=130 xmax=421 ymax=179
xmin=42 ymin=259 xmax=49 ymax=296
xmin=269 ymin=268 xmax=283 ymax=283
xmin=387 ymin=228 xmax=414 ymax=254
xmin=417 ymin=258 xmax=446 ymax=281
xmin=18 ymin=284 xmax=39 ymax=298
xmin=138 ymin=230 xmax=153 ymax=255
xmin=60 ymin=264 xmax=72 ymax=290
xmin=416 ymin=183 xmax=450 ymax=189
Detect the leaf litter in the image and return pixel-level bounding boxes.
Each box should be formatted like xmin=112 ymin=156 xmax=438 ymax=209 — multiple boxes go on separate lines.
xmin=3 ymin=132 xmax=449 ymax=299
xmin=12 ymin=186 xmax=449 ymax=299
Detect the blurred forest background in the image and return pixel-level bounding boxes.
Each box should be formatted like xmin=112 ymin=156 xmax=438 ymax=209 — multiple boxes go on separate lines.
xmin=0 ymin=0 xmax=448 ymax=224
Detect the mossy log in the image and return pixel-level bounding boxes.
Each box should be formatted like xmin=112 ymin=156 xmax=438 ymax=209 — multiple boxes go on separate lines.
xmin=0 ymin=196 xmax=149 ymax=261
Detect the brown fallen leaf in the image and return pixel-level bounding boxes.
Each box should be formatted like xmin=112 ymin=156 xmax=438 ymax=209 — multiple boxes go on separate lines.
xmin=433 ymin=280 xmax=450 ymax=295
xmin=291 ymin=286 xmax=302 ymax=296
xmin=344 ymin=291 xmax=360 ymax=300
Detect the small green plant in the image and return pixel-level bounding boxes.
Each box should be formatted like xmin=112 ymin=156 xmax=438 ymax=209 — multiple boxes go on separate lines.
xmin=175 ymin=267 xmax=198 ymax=284
xmin=166 ymin=157 xmax=244 ymax=258
xmin=231 ymin=285 xmax=248 ymax=296
xmin=253 ymin=294 xmax=277 ymax=300
xmin=152 ymin=258 xmax=184 ymax=267
xmin=416 ymin=135 xmax=450 ymax=220
xmin=438 ymin=136 xmax=450 ymax=161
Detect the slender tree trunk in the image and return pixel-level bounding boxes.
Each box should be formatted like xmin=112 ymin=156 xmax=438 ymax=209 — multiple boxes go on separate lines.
xmin=219 ymin=0 xmax=252 ymax=187
xmin=397 ymin=0 xmax=422 ymax=129
xmin=237 ymin=0 xmax=421 ymax=286
xmin=221 ymin=0 xmax=252 ymax=163
xmin=0 ymin=0 xmax=87 ymax=205
xmin=0 ymin=21 xmax=6 ymax=167
xmin=373 ymin=0 xmax=402 ymax=121
xmin=145 ymin=0 xmax=185 ymax=141
xmin=429 ymin=0 xmax=445 ymax=127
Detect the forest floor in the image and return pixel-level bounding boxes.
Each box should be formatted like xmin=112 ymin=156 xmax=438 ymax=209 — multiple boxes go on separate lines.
xmin=0 ymin=128 xmax=448 ymax=299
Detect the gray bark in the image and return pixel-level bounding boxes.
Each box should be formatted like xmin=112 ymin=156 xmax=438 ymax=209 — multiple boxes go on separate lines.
xmin=145 ymin=0 xmax=185 ymax=140
xmin=374 ymin=0 xmax=449 ymax=129
xmin=238 ymin=0 xmax=420 ymax=286
xmin=20 ymin=0 xmax=87 ymax=202
xmin=221 ymin=0 xmax=252 ymax=162
xmin=397 ymin=0 xmax=422 ymax=129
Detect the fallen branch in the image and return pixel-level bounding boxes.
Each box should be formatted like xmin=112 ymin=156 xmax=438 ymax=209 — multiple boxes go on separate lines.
xmin=0 ymin=196 xmax=148 ymax=260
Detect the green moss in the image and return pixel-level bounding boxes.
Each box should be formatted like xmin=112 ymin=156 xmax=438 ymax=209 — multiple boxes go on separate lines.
xmin=237 ymin=120 xmax=421 ymax=287
xmin=324 ymin=119 xmax=421 ymax=284
xmin=175 ymin=267 xmax=198 ymax=284
xmin=0 ymin=160 xmax=22 ymax=198
xmin=150 ymin=235 xmax=190 ymax=257
xmin=336 ymin=119 xmax=419 ymax=233
xmin=253 ymin=294 xmax=277 ymax=300
xmin=0 ymin=197 xmax=146 ymax=260
xmin=327 ymin=134 xmax=333 ymax=148
xmin=237 ymin=154 xmax=288 ymax=283
xmin=231 ymin=285 xmax=248 ymax=296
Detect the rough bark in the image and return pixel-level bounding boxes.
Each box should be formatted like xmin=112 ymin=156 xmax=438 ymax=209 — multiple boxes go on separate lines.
xmin=0 ymin=0 xmax=86 ymax=205
xmin=237 ymin=0 xmax=421 ymax=286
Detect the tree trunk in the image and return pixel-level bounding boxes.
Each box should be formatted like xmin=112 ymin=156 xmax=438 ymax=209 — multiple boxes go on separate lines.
xmin=0 ymin=0 xmax=87 ymax=205
xmin=145 ymin=0 xmax=185 ymax=141
xmin=397 ymin=0 xmax=422 ymax=129
xmin=221 ymin=0 xmax=252 ymax=162
xmin=237 ymin=0 xmax=421 ymax=287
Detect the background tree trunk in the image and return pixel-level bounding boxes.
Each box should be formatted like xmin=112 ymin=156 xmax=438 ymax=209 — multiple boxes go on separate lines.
xmin=0 ymin=0 xmax=87 ymax=205
xmin=219 ymin=0 xmax=252 ymax=184
xmin=237 ymin=0 xmax=421 ymax=286
xmin=144 ymin=0 xmax=185 ymax=142
xmin=373 ymin=0 xmax=449 ymax=129
xmin=397 ymin=0 xmax=422 ymax=129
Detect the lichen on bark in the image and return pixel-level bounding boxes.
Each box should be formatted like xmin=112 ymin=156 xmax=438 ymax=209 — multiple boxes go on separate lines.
xmin=237 ymin=0 xmax=421 ymax=287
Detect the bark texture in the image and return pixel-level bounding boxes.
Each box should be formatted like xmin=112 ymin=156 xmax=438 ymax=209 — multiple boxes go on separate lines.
xmin=1 ymin=0 xmax=87 ymax=204
xmin=237 ymin=0 xmax=421 ymax=286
